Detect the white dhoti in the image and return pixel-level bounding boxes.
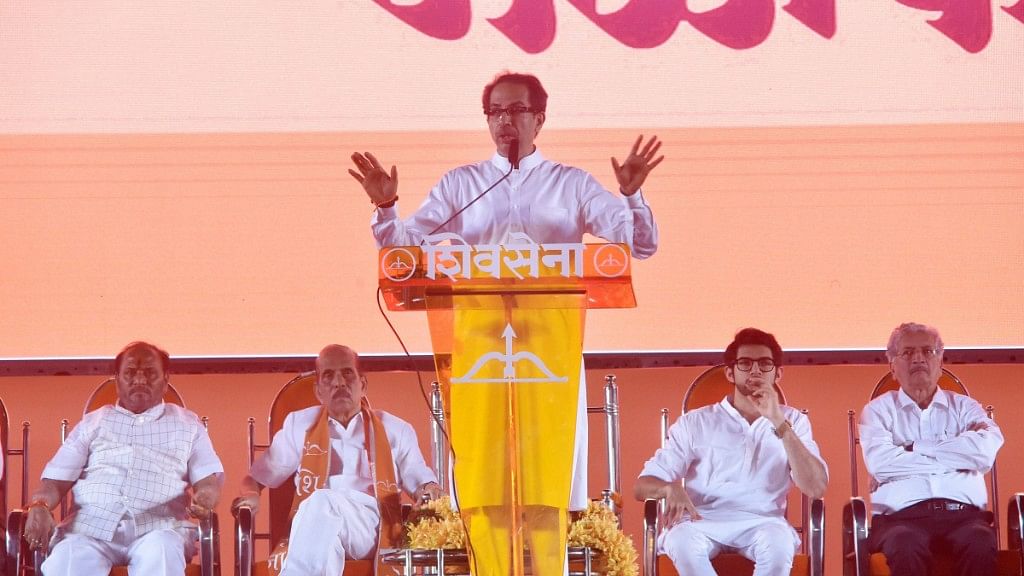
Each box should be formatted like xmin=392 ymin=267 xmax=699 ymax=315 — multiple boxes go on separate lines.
xmin=280 ymin=488 xmax=381 ymax=576
xmin=659 ymin=515 xmax=799 ymax=576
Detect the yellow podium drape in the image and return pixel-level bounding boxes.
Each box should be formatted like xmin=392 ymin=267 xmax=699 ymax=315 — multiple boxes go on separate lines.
xmin=427 ymin=293 xmax=585 ymax=576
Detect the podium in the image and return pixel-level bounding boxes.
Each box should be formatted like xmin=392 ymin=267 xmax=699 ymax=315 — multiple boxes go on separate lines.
xmin=379 ymin=236 xmax=635 ymax=576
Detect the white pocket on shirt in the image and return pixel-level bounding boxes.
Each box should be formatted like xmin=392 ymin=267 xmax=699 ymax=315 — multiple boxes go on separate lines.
xmin=529 ymin=206 xmax=571 ymax=230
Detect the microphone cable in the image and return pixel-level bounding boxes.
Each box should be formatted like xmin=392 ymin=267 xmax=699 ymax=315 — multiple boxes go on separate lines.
xmin=376 ymin=140 xmax=519 ymax=571
xmin=375 ymin=287 xmax=477 ymax=570
xmin=424 ymin=139 xmax=518 ymax=238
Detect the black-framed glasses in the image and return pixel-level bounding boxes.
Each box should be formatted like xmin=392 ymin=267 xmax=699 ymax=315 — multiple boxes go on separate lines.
xmin=896 ymin=347 xmax=941 ymax=361
xmin=484 ymin=105 xmax=539 ymax=121
xmin=733 ymin=357 xmax=776 ymax=372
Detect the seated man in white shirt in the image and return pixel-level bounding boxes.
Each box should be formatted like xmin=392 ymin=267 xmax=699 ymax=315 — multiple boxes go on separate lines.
xmin=860 ymin=322 xmax=1004 ymax=576
xmin=23 ymin=341 xmax=224 ymax=576
xmin=231 ymin=344 xmax=441 ymax=576
xmin=634 ymin=328 xmax=828 ymax=575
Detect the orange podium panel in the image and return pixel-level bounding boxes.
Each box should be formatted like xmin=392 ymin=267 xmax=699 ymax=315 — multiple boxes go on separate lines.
xmin=378 ymin=240 xmax=636 ymax=311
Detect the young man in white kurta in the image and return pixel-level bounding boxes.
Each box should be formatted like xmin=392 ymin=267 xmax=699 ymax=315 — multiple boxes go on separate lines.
xmin=635 ymin=328 xmax=828 ymax=576
xmin=351 ymin=72 xmax=663 ymax=511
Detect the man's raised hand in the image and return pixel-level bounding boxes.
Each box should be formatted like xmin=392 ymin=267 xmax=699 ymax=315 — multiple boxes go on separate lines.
xmin=349 ymin=152 xmax=399 ymax=207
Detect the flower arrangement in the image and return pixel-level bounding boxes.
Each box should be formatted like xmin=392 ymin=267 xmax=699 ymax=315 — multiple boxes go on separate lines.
xmin=403 ymin=496 xmax=466 ymax=549
xmin=567 ymin=501 xmax=639 ymax=576
xmin=403 ymin=498 xmax=639 ymax=576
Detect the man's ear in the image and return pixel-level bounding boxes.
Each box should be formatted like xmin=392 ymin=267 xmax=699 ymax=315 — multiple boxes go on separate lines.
xmin=775 ymin=366 xmax=783 ymax=383
xmin=725 ymin=365 xmax=735 ymax=384
xmin=535 ymin=111 xmax=545 ymax=133
xmin=360 ymin=374 xmax=369 ymax=393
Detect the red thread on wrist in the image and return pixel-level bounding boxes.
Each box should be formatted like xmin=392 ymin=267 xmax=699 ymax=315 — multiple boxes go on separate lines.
xmin=376 ymin=196 xmax=398 ymax=209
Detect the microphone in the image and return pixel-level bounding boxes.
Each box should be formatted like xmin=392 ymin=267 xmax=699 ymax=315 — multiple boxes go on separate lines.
xmin=509 ymin=138 xmax=520 ymax=170
xmin=424 ymin=143 xmax=517 ymax=238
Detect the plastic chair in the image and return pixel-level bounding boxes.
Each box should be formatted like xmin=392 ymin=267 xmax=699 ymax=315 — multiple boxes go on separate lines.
xmin=642 ymin=364 xmax=825 ymax=576
xmin=841 ymin=368 xmax=1024 ymax=575
xmin=8 ymin=378 xmax=220 ymax=576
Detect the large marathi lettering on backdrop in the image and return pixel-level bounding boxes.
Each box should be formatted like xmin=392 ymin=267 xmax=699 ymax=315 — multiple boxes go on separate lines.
xmin=371 ymin=0 xmax=1024 ymax=53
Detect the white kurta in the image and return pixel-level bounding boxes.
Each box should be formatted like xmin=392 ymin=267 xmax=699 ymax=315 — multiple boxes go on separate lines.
xmin=640 ymin=398 xmax=826 ymax=574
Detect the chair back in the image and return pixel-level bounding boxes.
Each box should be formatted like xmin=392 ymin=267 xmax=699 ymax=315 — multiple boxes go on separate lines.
xmin=262 ymin=372 xmax=322 ymax=547
xmin=1 ymin=396 xmax=9 ymax=534
xmin=85 ymin=377 xmax=188 ymax=413
xmin=869 ymin=368 xmax=968 ymax=399
xmin=682 ymin=364 xmax=786 ymax=413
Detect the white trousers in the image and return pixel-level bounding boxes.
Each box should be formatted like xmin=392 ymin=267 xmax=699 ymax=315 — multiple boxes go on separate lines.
xmin=660 ymin=517 xmax=798 ymax=576
xmin=279 ymin=489 xmax=380 ymax=576
xmin=42 ymin=519 xmax=194 ymax=576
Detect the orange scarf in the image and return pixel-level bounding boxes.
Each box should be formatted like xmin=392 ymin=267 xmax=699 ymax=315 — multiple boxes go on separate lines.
xmin=268 ymin=399 xmax=401 ymax=575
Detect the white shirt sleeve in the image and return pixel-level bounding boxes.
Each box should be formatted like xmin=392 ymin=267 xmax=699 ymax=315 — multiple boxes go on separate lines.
xmin=371 ymin=172 xmax=458 ymax=248
xmin=638 ymin=415 xmax=693 ymax=483
xmin=579 ymin=174 xmax=659 ymax=260
xmin=249 ymin=411 xmax=305 ymax=489
xmin=789 ymin=409 xmax=829 ymax=480
xmin=389 ymin=417 xmax=438 ymax=495
xmin=188 ymin=423 xmax=225 ymax=484
xmin=42 ymin=410 xmax=101 ymax=482
xmin=913 ymin=397 xmax=1003 ymax=472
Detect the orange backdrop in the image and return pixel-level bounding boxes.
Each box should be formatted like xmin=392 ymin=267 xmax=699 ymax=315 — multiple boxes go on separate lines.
xmin=2 ymin=123 xmax=1022 ymax=357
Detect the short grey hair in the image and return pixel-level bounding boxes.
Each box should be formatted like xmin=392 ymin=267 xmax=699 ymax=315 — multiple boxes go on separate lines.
xmin=885 ymin=322 xmax=945 ymax=362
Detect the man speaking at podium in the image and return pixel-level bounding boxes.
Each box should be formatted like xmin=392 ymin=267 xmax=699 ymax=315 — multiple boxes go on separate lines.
xmin=348 ymin=71 xmax=663 ymax=573
xmin=350 ymin=71 xmax=662 ymax=260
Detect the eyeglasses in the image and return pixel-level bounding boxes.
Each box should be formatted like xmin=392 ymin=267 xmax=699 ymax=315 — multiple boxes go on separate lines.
xmin=733 ymin=357 xmax=776 ymax=372
xmin=895 ymin=347 xmax=941 ymax=361
xmin=484 ymin=105 xmax=539 ymax=121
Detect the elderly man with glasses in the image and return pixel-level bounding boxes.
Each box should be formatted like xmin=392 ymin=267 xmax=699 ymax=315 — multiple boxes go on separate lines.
xmin=634 ymin=328 xmax=828 ymax=575
xmin=860 ymin=322 xmax=1003 ymax=576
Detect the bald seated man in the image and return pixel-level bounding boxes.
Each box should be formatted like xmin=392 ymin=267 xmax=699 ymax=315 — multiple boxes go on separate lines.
xmin=232 ymin=344 xmax=441 ymax=576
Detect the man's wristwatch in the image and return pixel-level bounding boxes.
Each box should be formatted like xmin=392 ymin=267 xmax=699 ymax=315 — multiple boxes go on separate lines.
xmin=27 ymin=498 xmax=51 ymax=513
xmin=772 ymin=420 xmax=792 ymax=439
